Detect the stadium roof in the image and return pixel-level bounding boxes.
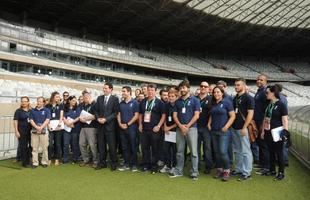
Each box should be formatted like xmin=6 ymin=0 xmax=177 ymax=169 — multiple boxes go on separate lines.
xmin=0 ymin=0 xmax=310 ymax=56
xmin=175 ymin=0 xmax=310 ymax=29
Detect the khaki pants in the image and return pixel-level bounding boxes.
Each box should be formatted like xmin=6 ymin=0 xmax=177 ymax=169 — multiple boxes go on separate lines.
xmin=31 ymin=133 xmax=49 ymax=166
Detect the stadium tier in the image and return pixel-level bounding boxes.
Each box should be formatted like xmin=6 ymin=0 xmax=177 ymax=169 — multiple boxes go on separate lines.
xmin=1 ymin=20 xmax=309 ymax=83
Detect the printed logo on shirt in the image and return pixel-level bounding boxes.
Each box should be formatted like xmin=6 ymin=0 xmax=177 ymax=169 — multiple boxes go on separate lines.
xmin=274 ymin=106 xmax=278 ymax=110
xmin=130 ymin=103 xmax=133 ymax=107
xmin=188 ymin=101 xmax=191 ymax=106
xmin=42 ymin=110 xmax=45 ymax=115
xmin=220 ymin=104 xmax=223 ymax=108
xmin=205 ymin=100 xmax=208 ymax=104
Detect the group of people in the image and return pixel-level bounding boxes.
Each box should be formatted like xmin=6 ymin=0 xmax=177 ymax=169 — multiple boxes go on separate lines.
xmin=13 ymin=74 xmax=290 ymax=181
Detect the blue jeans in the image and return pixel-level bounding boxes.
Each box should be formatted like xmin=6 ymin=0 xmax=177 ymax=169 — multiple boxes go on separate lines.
xmin=232 ymin=128 xmax=253 ymax=176
xmin=211 ymin=130 xmax=230 ymax=170
xmin=228 ymin=129 xmax=233 ymax=165
xmin=63 ymin=131 xmax=80 ymax=163
xmin=197 ymin=127 xmax=213 ymax=170
xmin=174 ymin=127 xmax=199 ymax=177
xmin=120 ymin=127 xmax=137 ymax=167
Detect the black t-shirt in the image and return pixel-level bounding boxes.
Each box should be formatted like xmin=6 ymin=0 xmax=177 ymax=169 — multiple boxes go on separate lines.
xmin=80 ymin=102 xmax=97 ymax=128
xmin=197 ymin=95 xmax=212 ymax=128
xmin=165 ymin=102 xmax=176 ymax=132
xmin=232 ymin=93 xmax=255 ymax=130
xmin=13 ymin=108 xmax=31 ymax=129
xmin=45 ymin=103 xmax=64 ymax=120
xmin=268 ymin=101 xmax=288 ymax=130
xmin=139 ymin=97 xmax=165 ymax=131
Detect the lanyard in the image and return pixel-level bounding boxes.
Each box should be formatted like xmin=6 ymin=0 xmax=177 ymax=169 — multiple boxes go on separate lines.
xmin=265 ymin=102 xmax=276 ymax=119
xmin=235 ymin=94 xmax=243 ymax=108
xmin=145 ymin=98 xmax=155 ymax=111
xmin=182 ymin=98 xmax=190 ymax=108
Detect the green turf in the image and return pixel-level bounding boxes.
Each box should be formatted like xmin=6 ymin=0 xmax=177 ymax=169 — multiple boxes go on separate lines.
xmin=0 ymin=156 xmax=310 ymax=200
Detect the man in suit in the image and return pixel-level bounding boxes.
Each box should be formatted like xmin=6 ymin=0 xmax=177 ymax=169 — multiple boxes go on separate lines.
xmin=95 ymin=82 xmax=120 ymax=171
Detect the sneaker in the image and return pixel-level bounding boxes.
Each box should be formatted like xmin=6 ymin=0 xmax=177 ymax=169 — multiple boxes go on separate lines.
xmin=79 ymin=162 xmax=88 ymax=167
xmin=140 ymin=167 xmax=150 ymax=172
xmin=42 ymin=164 xmax=48 ymax=168
xmin=253 ymin=164 xmax=262 ymax=170
xmin=238 ymin=175 xmax=252 ymax=181
xmin=262 ymin=171 xmax=277 ymax=176
xmin=222 ymin=171 xmax=230 ymax=181
xmin=231 ymin=170 xmax=242 ymax=176
xmin=160 ymin=165 xmax=171 ymax=173
xmin=255 ymin=169 xmax=266 ymax=175
xmin=191 ymin=175 xmax=198 ymax=181
xmin=213 ymin=170 xmax=223 ymax=179
xmin=31 ymin=165 xmax=38 ymax=169
xmin=157 ymin=160 xmax=165 ymax=167
xmin=55 ymin=159 xmax=60 ymax=166
xmin=274 ymin=173 xmax=285 ymax=181
xmin=118 ymin=166 xmax=130 ymax=171
xmin=169 ymin=172 xmax=183 ymax=178
xmin=131 ymin=166 xmax=138 ymax=172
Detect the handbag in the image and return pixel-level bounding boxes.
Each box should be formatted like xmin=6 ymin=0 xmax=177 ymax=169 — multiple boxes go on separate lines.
xmin=239 ymin=110 xmax=258 ymax=143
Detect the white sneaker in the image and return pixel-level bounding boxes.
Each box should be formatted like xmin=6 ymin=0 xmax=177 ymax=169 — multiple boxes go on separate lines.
xmin=160 ymin=165 xmax=171 ymax=173
xmin=118 ymin=166 xmax=130 ymax=171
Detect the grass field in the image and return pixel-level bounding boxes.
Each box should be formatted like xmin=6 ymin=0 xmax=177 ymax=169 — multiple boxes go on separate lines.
xmin=0 ymin=155 xmax=310 ymax=200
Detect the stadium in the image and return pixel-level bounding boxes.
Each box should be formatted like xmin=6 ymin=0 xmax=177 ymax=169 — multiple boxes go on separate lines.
xmin=0 ymin=0 xmax=310 ymax=200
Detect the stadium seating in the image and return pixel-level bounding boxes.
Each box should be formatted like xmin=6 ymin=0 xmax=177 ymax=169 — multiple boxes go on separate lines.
xmin=1 ymin=20 xmax=308 ymax=82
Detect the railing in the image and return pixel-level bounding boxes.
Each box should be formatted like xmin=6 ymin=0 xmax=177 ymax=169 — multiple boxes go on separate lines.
xmin=289 ymin=120 xmax=310 ymax=169
xmin=0 ymin=116 xmax=18 ymax=160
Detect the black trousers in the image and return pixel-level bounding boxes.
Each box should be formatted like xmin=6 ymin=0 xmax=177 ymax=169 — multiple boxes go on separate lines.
xmin=48 ymin=130 xmax=63 ymax=160
xmin=141 ymin=129 xmax=161 ymax=170
xmin=18 ymin=126 xmax=31 ymax=166
xmin=98 ymin=126 xmax=117 ymax=167
xmin=265 ymin=131 xmax=284 ymax=173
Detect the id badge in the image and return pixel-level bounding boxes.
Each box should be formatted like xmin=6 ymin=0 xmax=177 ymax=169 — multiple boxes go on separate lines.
xmin=182 ymin=107 xmax=186 ymax=114
xmin=264 ymin=117 xmax=271 ymax=130
xmin=52 ymin=113 xmax=56 ymax=118
xmin=168 ymin=116 xmax=172 ymax=122
xmin=235 ymin=108 xmax=238 ymax=114
xmin=144 ymin=111 xmax=151 ymax=123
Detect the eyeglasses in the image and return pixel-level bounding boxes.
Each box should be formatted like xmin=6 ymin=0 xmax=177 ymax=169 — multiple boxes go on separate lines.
xmin=200 ymin=85 xmax=209 ymax=88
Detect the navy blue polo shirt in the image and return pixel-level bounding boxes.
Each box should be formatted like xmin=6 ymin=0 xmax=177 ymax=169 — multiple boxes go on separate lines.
xmin=210 ymin=100 xmax=234 ymax=131
xmin=119 ymin=98 xmax=139 ymax=129
xmin=45 ymin=103 xmax=64 ymax=120
xmin=233 ymin=93 xmax=255 ymax=130
xmin=140 ymin=97 xmax=165 ymax=131
xmin=14 ymin=108 xmax=31 ymax=128
xmin=80 ymin=102 xmax=97 ymax=128
xmin=254 ymin=86 xmax=268 ymax=124
xmin=64 ymin=107 xmax=81 ymax=132
xmin=196 ymin=95 xmax=212 ymax=128
xmin=268 ymin=101 xmax=288 ymax=130
xmin=29 ymin=107 xmax=51 ymax=125
xmin=173 ymin=95 xmax=200 ymax=127
xmin=165 ymin=102 xmax=176 ymax=132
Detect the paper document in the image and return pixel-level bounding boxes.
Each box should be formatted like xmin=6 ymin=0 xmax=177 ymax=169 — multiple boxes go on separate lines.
xmin=165 ymin=131 xmax=176 ymax=143
xmin=64 ymin=117 xmax=74 ymax=132
xmin=49 ymin=120 xmax=64 ymax=131
xmin=80 ymin=110 xmax=93 ymax=124
xmin=271 ymin=126 xmax=284 ymax=142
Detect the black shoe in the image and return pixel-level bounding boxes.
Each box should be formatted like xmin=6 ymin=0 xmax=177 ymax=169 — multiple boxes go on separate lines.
xmin=274 ymin=173 xmax=285 ymax=181
xmin=231 ymin=170 xmax=242 ymax=176
xmin=204 ymin=169 xmax=211 ymax=175
xmin=262 ymin=171 xmax=277 ymax=176
xmin=140 ymin=167 xmax=150 ymax=172
xmin=32 ymin=165 xmax=38 ymax=169
xmin=111 ymin=165 xmax=117 ymax=171
xmin=42 ymin=164 xmax=48 ymax=168
xmin=22 ymin=164 xmax=32 ymax=168
xmin=238 ymin=175 xmax=252 ymax=181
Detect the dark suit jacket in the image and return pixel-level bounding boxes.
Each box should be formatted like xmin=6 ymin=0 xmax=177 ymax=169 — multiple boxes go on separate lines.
xmin=95 ymin=95 xmax=119 ymax=131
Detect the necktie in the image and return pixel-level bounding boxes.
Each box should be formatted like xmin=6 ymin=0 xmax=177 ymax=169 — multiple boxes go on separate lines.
xmin=104 ymin=96 xmax=108 ymax=106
